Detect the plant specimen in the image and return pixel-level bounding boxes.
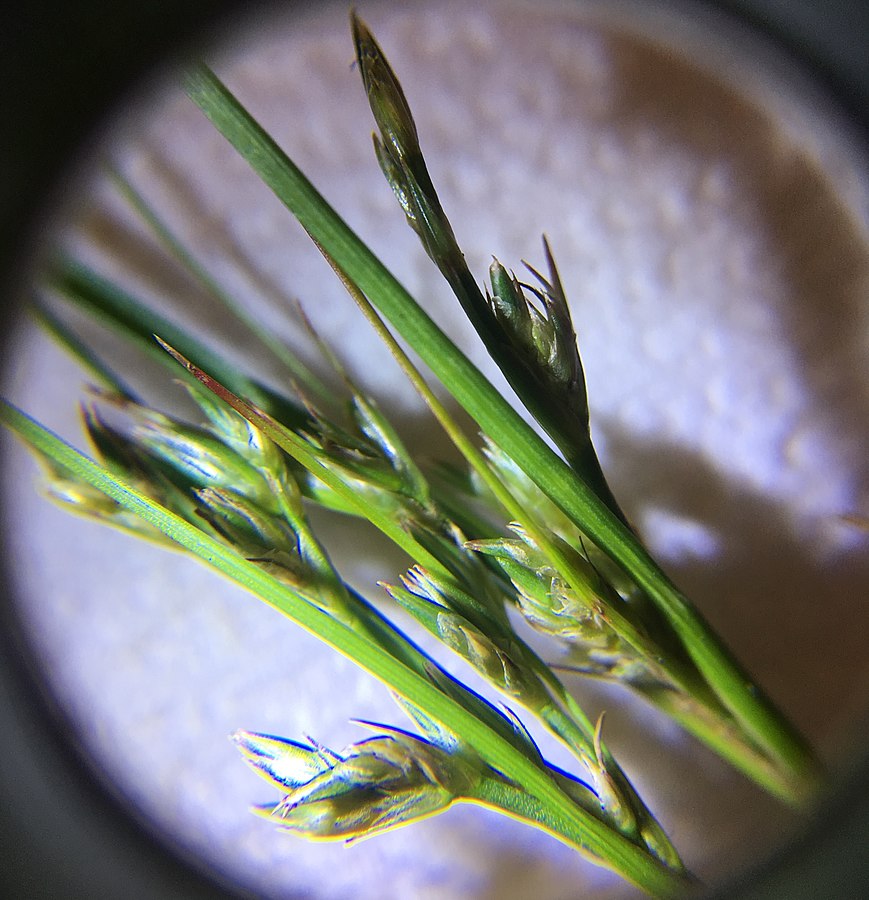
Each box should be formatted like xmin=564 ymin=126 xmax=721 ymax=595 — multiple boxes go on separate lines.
xmin=0 ymin=11 xmax=827 ymax=897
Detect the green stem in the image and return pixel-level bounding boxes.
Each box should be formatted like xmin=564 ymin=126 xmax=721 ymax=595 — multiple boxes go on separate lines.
xmin=183 ymin=64 xmax=821 ymax=799
xmin=312 ymin=178 xmax=718 ymax=776
xmin=0 ymin=397 xmax=687 ymax=895
xmin=304 ymin=260 xmax=688 ymax=864
xmin=599 ymin=679 xmax=799 ymax=806
xmin=470 ymin=776 xmax=698 ymax=898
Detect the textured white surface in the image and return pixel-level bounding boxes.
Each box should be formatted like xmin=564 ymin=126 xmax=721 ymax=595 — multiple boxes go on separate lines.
xmin=2 ymin=0 xmax=869 ymax=897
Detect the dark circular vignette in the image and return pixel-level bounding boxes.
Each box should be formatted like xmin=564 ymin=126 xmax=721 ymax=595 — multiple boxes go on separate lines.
xmin=0 ymin=1 xmax=866 ymax=898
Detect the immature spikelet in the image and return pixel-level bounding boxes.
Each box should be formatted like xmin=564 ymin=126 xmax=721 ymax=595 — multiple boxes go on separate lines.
xmin=353 ymin=12 xmax=461 ymax=273
xmin=232 ymin=725 xmax=482 ymax=842
xmin=467 ymin=526 xmax=653 ymax=679
xmin=30 ymin=397 xmax=202 ymax=543
xmin=477 ymin=439 xmax=644 ymax=604
xmin=487 ymin=242 xmax=588 ymax=432
xmin=48 ymin=386 xmax=367 ymax=623
xmin=299 ymin=384 xmax=509 ymax=613
xmin=300 ymin=388 xmax=433 ymax=518
xmin=33 ymin=443 xmax=173 ymax=545
xmin=386 ymin=566 xmax=550 ymax=710
xmin=469 ymin=528 xmax=602 ymax=637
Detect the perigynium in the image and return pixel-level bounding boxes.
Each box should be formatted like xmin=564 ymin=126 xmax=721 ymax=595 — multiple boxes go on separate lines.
xmin=0 ymin=10 xmax=828 ymax=897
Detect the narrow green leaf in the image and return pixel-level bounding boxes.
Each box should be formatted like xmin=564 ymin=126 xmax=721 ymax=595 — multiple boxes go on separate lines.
xmin=46 ymin=256 xmax=307 ymax=429
xmin=32 ymin=300 xmax=137 ymax=400
xmin=109 ymin=168 xmax=333 ymax=401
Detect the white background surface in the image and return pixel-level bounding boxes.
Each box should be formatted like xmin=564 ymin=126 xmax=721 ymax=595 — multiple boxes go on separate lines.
xmin=2 ymin=0 xmax=868 ymax=896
